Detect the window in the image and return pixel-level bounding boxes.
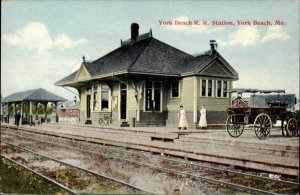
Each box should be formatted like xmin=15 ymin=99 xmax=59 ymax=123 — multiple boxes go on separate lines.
xmin=145 ymin=81 xmax=153 ymax=110
xmin=208 ymin=80 xmax=212 ymax=97
xmin=101 ymin=84 xmax=109 ymax=110
xmin=201 ymin=79 xmax=213 ymax=97
xmin=201 ymin=80 xmax=206 ymax=96
xmin=217 ymin=80 xmax=222 ymax=97
xmin=145 ymin=81 xmax=161 ymax=111
xmin=223 ymin=81 xmax=228 ymax=97
xmin=93 ymin=84 xmax=98 ymax=111
xmin=171 ymin=81 xmax=179 ymax=97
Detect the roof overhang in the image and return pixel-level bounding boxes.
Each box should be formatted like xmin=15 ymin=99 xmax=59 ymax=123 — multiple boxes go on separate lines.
xmin=56 ymin=70 xmax=182 ymax=87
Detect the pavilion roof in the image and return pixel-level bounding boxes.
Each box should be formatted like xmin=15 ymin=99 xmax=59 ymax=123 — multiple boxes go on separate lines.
xmin=2 ymin=88 xmax=67 ymax=103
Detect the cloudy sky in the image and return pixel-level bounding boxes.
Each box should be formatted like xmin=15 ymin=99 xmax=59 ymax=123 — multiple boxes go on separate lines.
xmin=2 ymin=1 xmax=299 ymax=101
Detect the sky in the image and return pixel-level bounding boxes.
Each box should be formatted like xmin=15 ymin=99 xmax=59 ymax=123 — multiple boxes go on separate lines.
xmin=1 ymin=0 xmax=299 ymax=101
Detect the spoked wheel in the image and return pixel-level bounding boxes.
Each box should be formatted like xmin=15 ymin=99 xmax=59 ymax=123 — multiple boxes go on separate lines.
xmin=226 ymin=116 xmax=245 ymax=138
xmin=286 ymin=118 xmax=298 ymax=136
xmin=254 ymin=113 xmax=272 ymax=139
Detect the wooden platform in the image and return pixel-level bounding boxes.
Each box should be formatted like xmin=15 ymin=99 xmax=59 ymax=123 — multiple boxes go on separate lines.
xmin=1 ymin=123 xmax=299 ymax=177
xmin=151 ymin=133 xmax=179 ymax=142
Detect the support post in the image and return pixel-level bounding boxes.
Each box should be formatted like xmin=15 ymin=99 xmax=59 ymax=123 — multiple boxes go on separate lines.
xmin=44 ymin=102 xmax=48 ymax=123
xmin=136 ymin=80 xmax=144 ymax=122
xmin=193 ymin=77 xmax=198 ymax=123
xmin=20 ymin=101 xmax=23 ymax=125
xmin=13 ymin=103 xmax=16 ymax=116
xmin=29 ymin=101 xmax=33 ymax=124
xmin=35 ymin=102 xmax=39 ymax=124
xmin=55 ymin=102 xmax=58 ymax=122
xmin=6 ymin=103 xmax=10 ymax=123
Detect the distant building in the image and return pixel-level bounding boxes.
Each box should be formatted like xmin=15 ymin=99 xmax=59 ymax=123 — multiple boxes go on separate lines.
xmin=57 ymin=101 xmax=79 ymax=122
xmin=56 ymin=23 xmax=239 ymax=127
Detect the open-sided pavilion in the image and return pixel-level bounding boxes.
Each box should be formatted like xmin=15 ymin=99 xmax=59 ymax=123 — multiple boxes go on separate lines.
xmin=1 ymin=88 xmax=66 ymax=125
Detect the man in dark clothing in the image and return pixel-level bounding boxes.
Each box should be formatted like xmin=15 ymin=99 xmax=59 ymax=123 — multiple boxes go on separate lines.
xmin=14 ymin=111 xmax=21 ymax=127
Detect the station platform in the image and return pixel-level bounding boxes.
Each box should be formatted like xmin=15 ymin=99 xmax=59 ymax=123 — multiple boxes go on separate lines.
xmin=1 ymin=122 xmax=299 ymax=177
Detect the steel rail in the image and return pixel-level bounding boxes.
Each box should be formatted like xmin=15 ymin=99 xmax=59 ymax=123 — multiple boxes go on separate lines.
xmin=2 ymin=129 xmax=298 ymax=186
xmin=1 ymin=141 xmax=153 ymax=195
xmin=0 ymin=154 xmax=77 ymax=195
xmin=2 ymin=138 xmax=286 ymax=195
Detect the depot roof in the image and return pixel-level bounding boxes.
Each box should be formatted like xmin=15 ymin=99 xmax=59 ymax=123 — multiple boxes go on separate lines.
xmin=55 ymin=31 xmax=238 ymax=86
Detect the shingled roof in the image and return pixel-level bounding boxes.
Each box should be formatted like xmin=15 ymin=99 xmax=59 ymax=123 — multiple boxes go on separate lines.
xmin=2 ymin=88 xmax=67 ymax=103
xmin=55 ymin=31 xmax=238 ymax=86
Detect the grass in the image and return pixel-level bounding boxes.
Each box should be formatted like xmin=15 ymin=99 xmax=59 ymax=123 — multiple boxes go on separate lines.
xmin=0 ymin=157 xmax=66 ymax=194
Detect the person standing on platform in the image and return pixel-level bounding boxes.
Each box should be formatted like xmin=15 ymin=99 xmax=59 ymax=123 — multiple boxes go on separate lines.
xmin=199 ymin=105 xmax=207 ymax=129
xmin=178 ymin=105 xmax=188 ymax=130
xmin=15 ymin=110 xmax=21 ymax=127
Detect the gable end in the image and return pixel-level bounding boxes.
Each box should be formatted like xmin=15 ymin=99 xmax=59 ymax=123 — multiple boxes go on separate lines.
xmin=76 ymin=63 xmax=91 ymax=80
xmin=201 ymin=61 xmax=231 ymax=76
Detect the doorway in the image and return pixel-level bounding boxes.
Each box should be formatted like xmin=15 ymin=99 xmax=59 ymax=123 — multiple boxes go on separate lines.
xmin=86 ymin=95 xmax=91 ymax=118
xmin=120 ymin=83 xmax=127 ymax=119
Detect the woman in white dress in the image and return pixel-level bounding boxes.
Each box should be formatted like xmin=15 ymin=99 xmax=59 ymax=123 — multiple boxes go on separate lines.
xmin=178 ymin=105 xmax=188 ymax=130
xmin=199 ymin=105 xmax=207 ymax=128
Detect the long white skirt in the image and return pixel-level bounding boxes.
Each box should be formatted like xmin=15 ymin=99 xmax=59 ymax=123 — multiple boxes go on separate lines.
xmin=199 ymin=114 xmax=207 ymax=127
xmin=179 ymin=110 xmax=188 ymax=128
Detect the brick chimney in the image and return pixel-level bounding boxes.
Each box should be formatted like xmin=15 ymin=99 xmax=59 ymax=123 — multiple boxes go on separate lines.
xmin=209 ymin=40 xmax=217 ymax=54
xmin=131 ymin=23 xmax=139 ymax=42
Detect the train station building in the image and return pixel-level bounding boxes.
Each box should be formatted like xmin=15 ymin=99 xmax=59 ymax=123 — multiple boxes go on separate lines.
xmin=55 ymin=23 xmax=239 ymax=127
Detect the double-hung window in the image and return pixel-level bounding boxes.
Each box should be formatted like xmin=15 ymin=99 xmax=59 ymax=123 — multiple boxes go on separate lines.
xmin=201 ymin=79 xmax=213 ymax=97
xmin=217 ymin=80 xmax=222 ymax=97
xmin=201 ymin=80 xmax=206 ymax=96
xmin=223 ymin=81 xmax=228 ymax=97
xmin=101 ymin=84 xmax=109 ymax=110
xmin=171 ymin=81 xmax=179 ymax=98
xmin=208 ymin=80 xmax=212 ymax=97
xmin=145 ymin=81 xmax=161 ymax=111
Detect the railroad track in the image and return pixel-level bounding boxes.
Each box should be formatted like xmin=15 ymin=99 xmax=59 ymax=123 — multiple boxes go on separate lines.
xmin=2 ymin=128 xmax=299 ymax=194
xmin=1 ymin=140 xmax=153 ymax=194
xmin=1 ymin=155 xmax=77 ymax=194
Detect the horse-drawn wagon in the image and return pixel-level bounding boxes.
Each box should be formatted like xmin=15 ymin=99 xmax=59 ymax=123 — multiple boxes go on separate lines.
xmin=226 ymin=89 xmax=298 ymax=139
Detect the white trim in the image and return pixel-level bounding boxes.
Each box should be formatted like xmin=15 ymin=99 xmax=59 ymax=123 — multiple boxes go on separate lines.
xmin=211 ymin=80 xmax=214 ymax=97
xmin=92 ymin=84 xmax=99 ymax=112
xmin=223 ymin=80 xmax=228 ymax=98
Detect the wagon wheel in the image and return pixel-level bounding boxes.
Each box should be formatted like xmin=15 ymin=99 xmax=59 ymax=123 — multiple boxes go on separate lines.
xmin=254 ymin=113 xmax=272 ymax=139
xmin=226 ymin=116 xmax=244 ymax=138
xmin=286 ymin=118 xmax=298 ymax=136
